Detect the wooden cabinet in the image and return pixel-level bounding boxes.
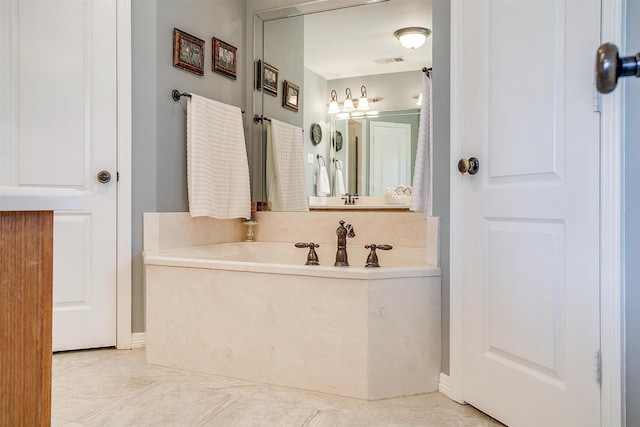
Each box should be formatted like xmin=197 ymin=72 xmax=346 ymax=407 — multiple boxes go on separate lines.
xmin=1 ymin=211 xmax=53 ymax=426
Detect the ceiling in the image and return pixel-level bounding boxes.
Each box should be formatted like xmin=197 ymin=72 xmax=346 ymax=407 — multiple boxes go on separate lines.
xmin=303 ymin=0 xmax=432 ymax=81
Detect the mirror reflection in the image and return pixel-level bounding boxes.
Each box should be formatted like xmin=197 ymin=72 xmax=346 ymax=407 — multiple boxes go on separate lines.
xmin=256 ymin=0 xmax=432 ymax=210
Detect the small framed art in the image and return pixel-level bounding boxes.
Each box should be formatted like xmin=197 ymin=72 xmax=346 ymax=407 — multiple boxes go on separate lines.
xmin=173 ymin=28 xmax=205 ymax=76
xmin=212 ymin=37 xmax=237 ymax=80
xmin=282 ymin=80 xmax=300 ymax=112
xmin=263 ymin=63 xmax=278 ymax=97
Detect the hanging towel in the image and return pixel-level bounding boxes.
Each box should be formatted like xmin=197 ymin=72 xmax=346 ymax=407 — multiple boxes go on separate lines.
xmin=317 ymin=164 xmax=331 ymax=196
xmin=410 ymin=72 xmax=432 ymax=217
xmin=335 ymin=160 xmax=346 ymax=196
xmin=266 ymin=119 xmax=309 ymax=211
xmin=186 ymin=94 xmax=251 ymax=219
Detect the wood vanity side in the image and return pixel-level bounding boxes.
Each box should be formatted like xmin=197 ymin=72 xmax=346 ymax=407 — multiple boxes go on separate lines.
xmin=0 ymin=211 xmax=53 ymax=426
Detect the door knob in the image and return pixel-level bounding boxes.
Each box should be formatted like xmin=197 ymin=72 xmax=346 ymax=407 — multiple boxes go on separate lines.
xmin=596 ymin=43 xmax=640 ymax=94
xmin=97 ymin=170 xmax=112 ymax=184
xmin=458 ymin=157 xmax=479 ymax=175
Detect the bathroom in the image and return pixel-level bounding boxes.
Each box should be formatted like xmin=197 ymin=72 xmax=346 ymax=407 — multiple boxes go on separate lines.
xmin=0 ymin=0 xmax=637 ymax=425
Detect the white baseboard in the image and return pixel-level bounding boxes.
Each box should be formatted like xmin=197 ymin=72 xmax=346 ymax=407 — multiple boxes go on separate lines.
xmin=131 ymin=332 xmax=146 ymax=348
xmin=439 ymin=372 xmax=453 ymax=399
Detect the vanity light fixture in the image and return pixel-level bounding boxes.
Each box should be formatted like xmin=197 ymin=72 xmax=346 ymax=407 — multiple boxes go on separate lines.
xmin=394 ymin=27 xmax=431 ymax=49
xmin=365 ymin=110 xmax=379 ymax=117
xmin=357 ymin=85 xmax=370 ymax=111
xmin=328 ymin=90 xmax=341 ymax=114
xmin=342 ymin=88 xmax=355 ymax=112
xmin=328 ymin=86 xmax=378 ymax=119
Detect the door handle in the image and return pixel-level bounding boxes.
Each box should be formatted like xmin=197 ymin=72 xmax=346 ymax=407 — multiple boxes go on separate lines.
xmin=458 ymin=157 xmax=479 ymax=175
xmin=596 ymin=43 xmax=640 ymax=94
xmin=97 ymin=170 xmax=112 ymax=184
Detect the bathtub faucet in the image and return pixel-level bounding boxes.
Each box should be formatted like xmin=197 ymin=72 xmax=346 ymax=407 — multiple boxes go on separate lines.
xmin=335 ymin=220 xmax=355 ymax=266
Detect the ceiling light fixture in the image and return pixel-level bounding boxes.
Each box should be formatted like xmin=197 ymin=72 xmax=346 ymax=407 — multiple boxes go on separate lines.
xmin=394 ymin=27 xmax=431 ymax=49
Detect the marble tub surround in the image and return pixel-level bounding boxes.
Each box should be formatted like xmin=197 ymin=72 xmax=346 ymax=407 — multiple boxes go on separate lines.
xmin=143 ymin=211 xmax=441 ymax=400
xmin=145 ymin=264 xmax=440 ymax=400
xmin=254 ymin=211 xmax=439 ymax=266
xmin=143 ymin=212 xmax=245 ymax=253
xmin=144 ymin=211 xmax=439 ymax=266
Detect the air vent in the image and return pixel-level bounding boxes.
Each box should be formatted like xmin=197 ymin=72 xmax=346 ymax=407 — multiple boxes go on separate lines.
xmin=373 ymin=57 xmax=405 ymax=64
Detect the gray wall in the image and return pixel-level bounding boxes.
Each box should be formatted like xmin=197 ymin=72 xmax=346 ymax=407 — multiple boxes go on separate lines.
xmin=432 ymin=0 xmax=451 ymax=375
xmin=303 ymin=67 xmax=330 ymax=197
xmin=131 ymin=0 xmax=248 ymax=333
xmin=626 ymin=0 xmax=640 ymax=422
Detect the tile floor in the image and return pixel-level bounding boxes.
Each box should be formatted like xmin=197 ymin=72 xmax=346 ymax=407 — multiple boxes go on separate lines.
xmin=52 ymin=348 xmax=507 ymax=427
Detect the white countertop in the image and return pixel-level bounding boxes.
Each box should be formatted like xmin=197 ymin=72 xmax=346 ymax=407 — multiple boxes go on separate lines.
xmin=0 ymin=186 xmax=84 ymax=211
xmin=308 ymin=196 xmax=410 ymax=210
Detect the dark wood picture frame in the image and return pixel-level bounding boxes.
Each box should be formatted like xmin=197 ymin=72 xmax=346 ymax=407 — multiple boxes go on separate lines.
xmin=255 ymin=60 xmax=262 ymax=90
xmin=212 ymin=37 xmax=237 ymax=80
xmin=263 ymin=62 xmax=278 ymax=97
xmin=173 ymin=28 xmax=205 ymax=76
xmin=282 ymin=80 xmax=300 ymax=112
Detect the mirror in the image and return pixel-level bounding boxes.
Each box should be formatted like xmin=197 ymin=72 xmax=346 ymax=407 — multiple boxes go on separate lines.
xmin=255 ymin=0 xmax=432 ymax=209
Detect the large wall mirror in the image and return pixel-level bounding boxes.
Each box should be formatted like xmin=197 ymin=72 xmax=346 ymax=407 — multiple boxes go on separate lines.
xmin=254 ymin=0 xmax=432 ymax=210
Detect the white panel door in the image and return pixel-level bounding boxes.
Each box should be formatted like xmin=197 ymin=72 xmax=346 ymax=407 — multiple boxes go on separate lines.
xmin=369 ymin=121 xmax=411 ymax=196
xmin=458 ymin=1 xmax=601 ymax=426
xmin=5 ymin=0 xmax=117 ymax=351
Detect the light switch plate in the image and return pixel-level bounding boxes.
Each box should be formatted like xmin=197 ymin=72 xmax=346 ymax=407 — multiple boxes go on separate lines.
xmin=307 ymin=153 xmax=314 ymax=164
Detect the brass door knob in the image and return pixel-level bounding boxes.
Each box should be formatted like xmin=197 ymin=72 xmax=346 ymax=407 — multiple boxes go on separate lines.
xmin=458 ymin=157 xmax=479 ymax=175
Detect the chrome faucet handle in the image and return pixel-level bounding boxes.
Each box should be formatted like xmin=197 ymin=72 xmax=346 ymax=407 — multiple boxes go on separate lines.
xmin=295 ymin=242 xmax=320 ymax=266
xmin=364 ymin=244 xmax=393 ymax=268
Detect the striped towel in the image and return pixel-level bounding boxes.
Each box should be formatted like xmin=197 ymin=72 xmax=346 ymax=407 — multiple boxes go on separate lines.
xmin=187 ymin=94 xmax=251 ymax=219
xmin=266 ymin=119 xmax=309 ymax=211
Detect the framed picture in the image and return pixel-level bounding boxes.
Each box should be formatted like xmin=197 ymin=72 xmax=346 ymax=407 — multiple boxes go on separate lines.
xmin=282 ymin=80 xmax=300 ymax=112
xmin=255 ymin=60 xmax=262 ymax=90
xmin=173 ymin=28 xmax=205 ymax=76
xmin=263 ymin=63 xmax=278 ymax=97
xmin=212 ymin=37 xmax=237 ymax=80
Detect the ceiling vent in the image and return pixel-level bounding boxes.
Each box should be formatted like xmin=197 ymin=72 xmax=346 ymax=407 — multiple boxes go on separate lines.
xmin=373 ymin=57 xmax=405 ymax=65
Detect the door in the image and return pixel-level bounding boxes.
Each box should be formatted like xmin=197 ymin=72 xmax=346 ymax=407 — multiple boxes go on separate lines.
xmin=1 ymin=0 xmax=117 ymax=351
xmin=369 ymin=121 xmax=411 ymax=196
xmin=457 ymin=1 xmax=601 ymax=426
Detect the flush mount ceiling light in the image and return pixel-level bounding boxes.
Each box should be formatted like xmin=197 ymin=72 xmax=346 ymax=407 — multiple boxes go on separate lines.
xmin=394 ymin=27 xmax=431 ymax=49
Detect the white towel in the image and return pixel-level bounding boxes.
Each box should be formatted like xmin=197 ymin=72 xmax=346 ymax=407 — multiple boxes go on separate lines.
xmin=266 ymin=119 xmax=309 ymax=211
xmin=410 ymin=73 xmax=432 ymax=217
xmin=335 ymin=161 xmax=346 ymax=196
xmin=187 ymin=94 xmax=251 ymax=219
xmin=317 ymin=166 xmax=330 ymax=196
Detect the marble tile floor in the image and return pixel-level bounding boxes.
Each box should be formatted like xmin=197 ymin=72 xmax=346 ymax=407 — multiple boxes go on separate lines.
xmin=52 ymin=348 xmax=507 ymax=427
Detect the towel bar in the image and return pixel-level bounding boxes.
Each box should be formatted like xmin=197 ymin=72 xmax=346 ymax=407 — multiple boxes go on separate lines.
xmin=173 ymin=89 xmax=245 ymax=113
xmin=253 ymin=115 xmax=272 ymax=123
xmin=172 ymin=90 xmax=191 ymax=101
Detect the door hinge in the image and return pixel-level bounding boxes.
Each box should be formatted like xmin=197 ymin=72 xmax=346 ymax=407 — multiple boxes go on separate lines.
xmin=116 ymin=172 xmax=120 ymax=182
xmin=593 ymin=83 xmax=602 ymax=112
xmin=594 ymin=350 xmax=602 ymax=386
